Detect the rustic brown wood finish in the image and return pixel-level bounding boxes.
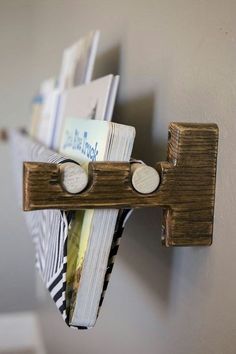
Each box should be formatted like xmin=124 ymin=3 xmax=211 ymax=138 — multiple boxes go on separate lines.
xmin=0 ymin=129 xmax=8 ymax=141
xmin=23 ymin=122 xmax=219 ymax=247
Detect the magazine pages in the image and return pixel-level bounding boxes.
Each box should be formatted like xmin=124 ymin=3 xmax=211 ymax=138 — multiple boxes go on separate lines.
xmin=52 ymin=74 xmax=119 ymax=150
xmin=26 ymin=30 xmax=136 ymax=329
xmin=29 ymin=30 xmax=100 ymax=147
xmin=58 ymin=30 xmax=100 ymax=90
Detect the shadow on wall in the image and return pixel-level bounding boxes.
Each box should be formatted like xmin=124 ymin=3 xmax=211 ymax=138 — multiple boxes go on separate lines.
xmin=93 ymin=44 xmax=121 ymax=78
xmin=94 ymin=44 xmax=168 ymax=164
xmin=93 ymin=44 xmax=176 ymax=309
xmin=115 ymin=93 xmax=166 ymax=164
xmin=115 ymin=93 xmax=176 ymax=309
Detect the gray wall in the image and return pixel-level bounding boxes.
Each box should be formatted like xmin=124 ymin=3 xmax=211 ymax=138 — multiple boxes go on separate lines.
xmin=0 ymin=0 xmax=236 ymax=353
xmin=0 ymin=0 xmax=35 ymax=312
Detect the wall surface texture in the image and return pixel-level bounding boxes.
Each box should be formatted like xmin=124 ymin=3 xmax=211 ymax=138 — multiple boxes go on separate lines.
xmin=0 ymin=0 xmax=236 ymax=353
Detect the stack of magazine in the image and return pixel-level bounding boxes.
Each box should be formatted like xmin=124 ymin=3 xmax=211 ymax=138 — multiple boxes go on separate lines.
xmin=27 ymin=30 xmax=136 ymax=328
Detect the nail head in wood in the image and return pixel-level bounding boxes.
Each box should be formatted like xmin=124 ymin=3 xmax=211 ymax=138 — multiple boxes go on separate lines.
xmin=0 ymin=129 xmax=8 ymax=141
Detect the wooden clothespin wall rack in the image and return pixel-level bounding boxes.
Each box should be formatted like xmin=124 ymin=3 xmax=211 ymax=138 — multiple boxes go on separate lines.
xmin=1 ymin=122 xmax=219 ymax=247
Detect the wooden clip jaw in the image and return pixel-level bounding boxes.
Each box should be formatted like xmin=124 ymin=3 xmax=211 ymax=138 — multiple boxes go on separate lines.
xmin=23 ymin=122 xmax=219 ymax=247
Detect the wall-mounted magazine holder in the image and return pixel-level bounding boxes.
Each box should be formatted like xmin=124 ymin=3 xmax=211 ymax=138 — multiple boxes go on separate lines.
xmin=6 ymin=122 xmax=217 ymax=247
xmin=1 ymin=123 xmax=219 ymax=246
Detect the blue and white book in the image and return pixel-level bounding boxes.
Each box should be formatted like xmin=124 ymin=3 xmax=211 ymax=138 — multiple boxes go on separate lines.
xmin=52 ymin=74 xmax=119 ymax=150
xmin=59 ymin=117 xmax=136 ymax=328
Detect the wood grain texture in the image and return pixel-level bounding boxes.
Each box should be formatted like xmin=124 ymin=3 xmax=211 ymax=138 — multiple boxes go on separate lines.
xmin=59 ymin=162 xmax=88 ymax=194
xmin=23 ymin=122 xmax=219 ymax=247
xmin=131 ymin=163 xmax=160 ymax=194
xmin=162 ymin=122 xmax=219 ymax=246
